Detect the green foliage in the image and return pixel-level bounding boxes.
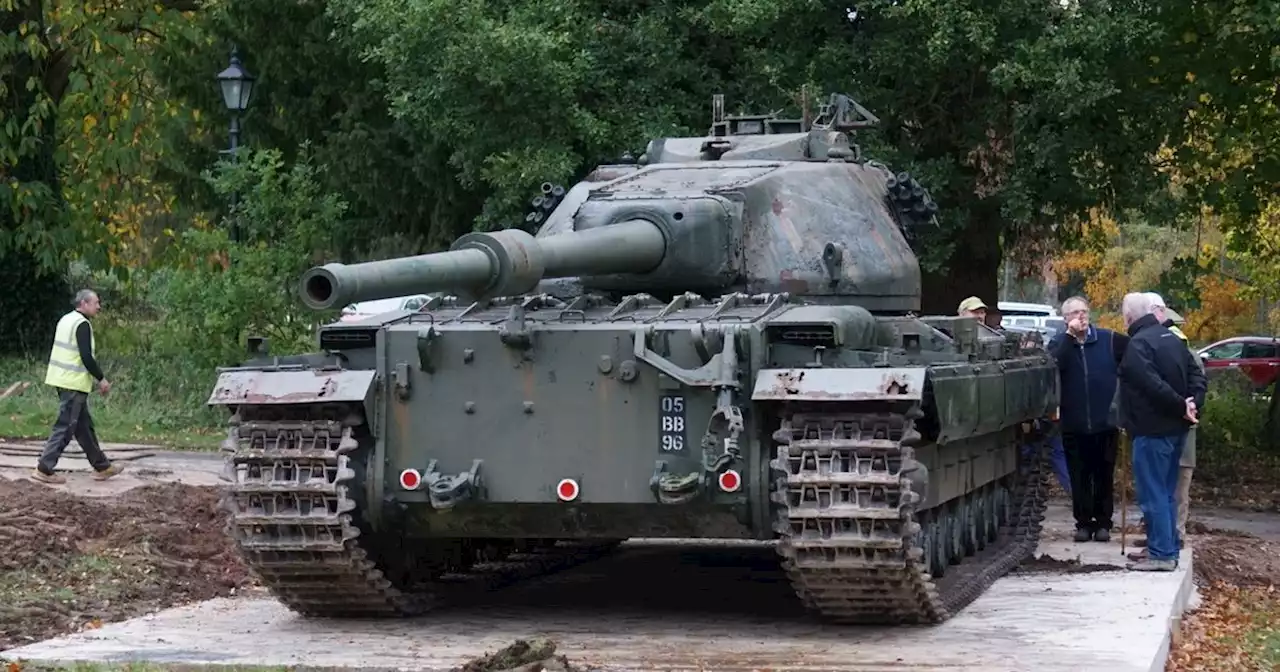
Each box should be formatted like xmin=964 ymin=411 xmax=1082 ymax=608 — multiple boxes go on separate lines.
xmin=0 ymin=357 xmax=223 ymax=448
xmin=147 ymin=0 xmax=483 ymax=259
xmin=0 ymin=145 xmax=350 ymax=445
xmin=329 ymin=0 xmax=714 ymax=232
xmin=0 ymin=0 xmax=205 ymax=357
xmin=1194 ymin=378 xmax=1280 ymax=508
xmin=326 ymin=0 xmax=1197 ymax=313
xmin=1199 ymin=386 xmax=1272 ymax=462
xmin=1 ymin=1 xmax=204 ymax=265
xmin=1155 ymin=0 xmax=1279 ymax=227
xmin=1 ymin=0 xmax=67 ymax=263
xmin=149 ymin=146 xmax=346 ymax=372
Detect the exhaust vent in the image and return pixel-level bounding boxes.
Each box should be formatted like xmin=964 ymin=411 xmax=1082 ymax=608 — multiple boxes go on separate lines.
xmin=766 ymin=324 xmax=837 ymax=347
xmin=320 ymin=328 xmax=377 ymax=351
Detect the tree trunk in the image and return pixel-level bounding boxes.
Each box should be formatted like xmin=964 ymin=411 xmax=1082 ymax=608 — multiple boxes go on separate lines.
xmin=1 ymin=2 xmax=74 ymax=357
xmin=920 ymin=208 xmax=1003 ymax=322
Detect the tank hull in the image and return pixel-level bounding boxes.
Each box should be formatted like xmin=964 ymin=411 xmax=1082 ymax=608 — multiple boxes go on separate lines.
xmin=210 ymin=292 xmax=1057 ymax=623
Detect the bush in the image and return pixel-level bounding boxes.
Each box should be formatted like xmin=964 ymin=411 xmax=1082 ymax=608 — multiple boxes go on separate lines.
xmin=1198 ymin=385 xmax=1271 ymax=462
xmin=0 ymin=146 xmax=351 ymax=445
xmin=1192 ymin=377 xmax=1280 ymax=507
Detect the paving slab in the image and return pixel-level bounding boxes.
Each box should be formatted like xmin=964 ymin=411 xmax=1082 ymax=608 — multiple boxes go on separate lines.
xmin=1 ymin=514 xmax=1194 ymax=672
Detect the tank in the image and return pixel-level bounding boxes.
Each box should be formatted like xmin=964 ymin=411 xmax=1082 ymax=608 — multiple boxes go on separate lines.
xmin=207 ymin=92 xmax=1059 ymax=624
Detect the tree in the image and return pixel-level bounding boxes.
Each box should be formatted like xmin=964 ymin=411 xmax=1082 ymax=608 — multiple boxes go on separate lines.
xmin=151 ymin=146 xmax=346 ymax=370
xmin=1050 ymin=207 xmax=1258 ymax=339
xmin=1 ymin=0 xmax=202 ymax=354
xmin=328 ymin=0 xmax=1190 ymax=312
xmin=146 ymin=0 xmax=487 ymax=260
xmin=1147 ymin=1 xmax=1279 ymax=302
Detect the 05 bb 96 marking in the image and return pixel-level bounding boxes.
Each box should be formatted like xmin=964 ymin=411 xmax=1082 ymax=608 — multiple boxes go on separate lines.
xmin=659 ymin=394 xmax=686 ymax=453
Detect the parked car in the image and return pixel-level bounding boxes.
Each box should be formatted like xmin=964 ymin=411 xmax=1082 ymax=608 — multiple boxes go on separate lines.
xmin=993 ymin=300 xmax=1064 ymax=337
xmin=339 ymin=295 xmax=433 ymax=322
xmin=1197 ymin=336 xmax=1280 ymax=391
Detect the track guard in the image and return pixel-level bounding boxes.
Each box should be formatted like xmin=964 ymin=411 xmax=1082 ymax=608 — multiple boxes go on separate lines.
xmin=751 ymin=367 xmax=927 ymax=402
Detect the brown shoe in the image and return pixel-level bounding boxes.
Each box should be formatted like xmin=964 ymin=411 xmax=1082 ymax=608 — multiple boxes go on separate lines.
xmin=30 ymin=469 xmax=66 ymax=485
xmin=92 ymin=464 xmax=124 ymax=481
xmin=1127 ymin=549 xmax=1148 ymax=562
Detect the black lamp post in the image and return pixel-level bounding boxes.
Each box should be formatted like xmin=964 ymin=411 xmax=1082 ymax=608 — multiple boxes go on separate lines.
xmin=216 ymin=46 xmax=255 ymax=242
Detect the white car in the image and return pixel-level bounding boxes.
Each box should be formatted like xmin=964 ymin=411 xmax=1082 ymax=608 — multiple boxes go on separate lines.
xmin=339 ymin=295 xmax=433 ymax=322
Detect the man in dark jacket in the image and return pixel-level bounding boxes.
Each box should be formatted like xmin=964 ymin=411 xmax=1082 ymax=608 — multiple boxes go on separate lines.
xmin=1117 ymin=292 xmax=1207 ymax=571
xmin=1047 ymin=296 xmax=1129 ymax=542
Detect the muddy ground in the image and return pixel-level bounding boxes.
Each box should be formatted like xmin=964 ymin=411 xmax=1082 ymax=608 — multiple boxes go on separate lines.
xmin=1 ymin=449 xmax=1278 ymax=670
xmin=0 ymin=478 xmax=252 ymax=651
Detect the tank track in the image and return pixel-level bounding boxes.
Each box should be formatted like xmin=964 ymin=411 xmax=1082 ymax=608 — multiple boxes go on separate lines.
xmin=770 ymin=402 xmax=1049 ymax=624
xmin=219 ymin=402 xmax=619 ymax=618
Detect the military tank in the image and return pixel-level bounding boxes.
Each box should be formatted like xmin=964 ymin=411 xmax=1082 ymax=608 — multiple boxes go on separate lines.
xmin=208 ymin=92 xmax=1059 ymax=624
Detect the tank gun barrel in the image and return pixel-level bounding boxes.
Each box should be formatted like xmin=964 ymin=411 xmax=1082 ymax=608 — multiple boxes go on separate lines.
xmin=300 ymin=219 xmax=666 ymax=310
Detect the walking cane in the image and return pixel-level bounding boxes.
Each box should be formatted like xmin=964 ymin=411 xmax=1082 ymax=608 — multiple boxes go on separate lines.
xmin=1119 ymin=429 xmax=1130 ymax=556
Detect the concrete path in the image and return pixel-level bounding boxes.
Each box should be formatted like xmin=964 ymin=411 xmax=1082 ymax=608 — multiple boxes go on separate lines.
xmin=2 ymin=506 xmax=1195 ymax=672
xmin=0 ymin=446 xmax=224 ymax=495
xmin=1044 ymin=501 xmax=1280 ymax=542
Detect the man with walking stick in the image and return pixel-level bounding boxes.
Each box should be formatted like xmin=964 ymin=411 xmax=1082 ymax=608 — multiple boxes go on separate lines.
xmin=1116 ymin=293 xmax=1206 ymax=571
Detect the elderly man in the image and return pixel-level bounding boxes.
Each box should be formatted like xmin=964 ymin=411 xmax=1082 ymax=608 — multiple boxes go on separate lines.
xmin=1048 ymin=295 xmax=1128 ymax=542
xmin=1117 ymin=292 xmax=1206 ymax=571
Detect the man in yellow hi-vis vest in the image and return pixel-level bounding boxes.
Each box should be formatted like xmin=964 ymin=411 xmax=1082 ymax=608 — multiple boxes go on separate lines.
xmin=31 ymin=289 xmax=123 ymax=485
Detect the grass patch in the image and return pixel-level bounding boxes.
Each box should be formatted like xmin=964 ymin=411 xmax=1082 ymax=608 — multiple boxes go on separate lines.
xmin=0 ymin=358 xmax=223 ymax=451
xmin=0 ymin=553 xmax=143 ymax=623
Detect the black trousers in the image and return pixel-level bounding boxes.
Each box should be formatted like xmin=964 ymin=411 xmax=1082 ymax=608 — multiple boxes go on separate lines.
xmin=38 ymin=388 xmax=111 ymax=475
xmin=1063 ymin=429 xmax=1118 ymax=531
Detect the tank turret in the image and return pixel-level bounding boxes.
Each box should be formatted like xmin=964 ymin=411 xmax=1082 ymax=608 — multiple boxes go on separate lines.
xmin=300 ymin=92 xmax=937 ymax=315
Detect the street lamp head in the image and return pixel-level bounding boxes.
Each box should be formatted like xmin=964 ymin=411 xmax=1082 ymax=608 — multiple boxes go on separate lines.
xmin=216 ymin=47 xmax=255 ymax=112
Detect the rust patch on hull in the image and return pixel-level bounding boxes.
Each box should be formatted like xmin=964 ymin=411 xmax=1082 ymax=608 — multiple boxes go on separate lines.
xmin=751 ymin=368 xmax=926 ymax=402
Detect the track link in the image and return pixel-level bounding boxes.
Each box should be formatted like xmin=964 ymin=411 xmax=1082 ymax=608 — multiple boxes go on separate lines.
xmin=220 ymin=403 xmax=619 ymax=618
xmin=770 ymin=403 xmax=1049 ymax=624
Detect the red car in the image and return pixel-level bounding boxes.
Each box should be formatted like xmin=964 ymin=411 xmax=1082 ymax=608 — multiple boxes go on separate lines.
xmin=1197 ymin=336 xmax=1280 ymax=390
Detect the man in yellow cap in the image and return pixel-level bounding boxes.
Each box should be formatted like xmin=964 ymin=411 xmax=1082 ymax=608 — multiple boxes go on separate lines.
xmin=31 ymin=289 xmax=123 ymax=485
xmin=957 ymin=296 xmax=989 ymax=323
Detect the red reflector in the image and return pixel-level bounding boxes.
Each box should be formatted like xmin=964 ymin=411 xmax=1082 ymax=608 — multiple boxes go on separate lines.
xmin=399 ymin=469 xmax=421 ymax=490
xmin=718 ymin=469 xmax=741 ymax=493
xmin=556 ymin=478 xmax=580 ymax=502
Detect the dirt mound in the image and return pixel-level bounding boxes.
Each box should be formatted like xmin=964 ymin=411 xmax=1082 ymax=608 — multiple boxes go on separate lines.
xmin=1192 ymin=534 xmax=1280 ymax=588
xmin=1014 ymin=553 xmax=1124 ymax=575
xmin=455 ymin=638 xmax=593 ymax=672
xmin=0 ymin=479 xmax=250 ymax=650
